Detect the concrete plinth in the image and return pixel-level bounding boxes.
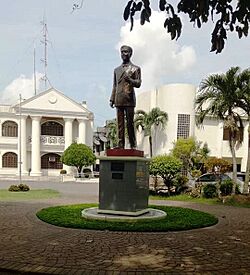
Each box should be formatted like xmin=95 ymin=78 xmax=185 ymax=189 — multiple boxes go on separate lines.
xmin=82 ymin=207 xmax=167 ymax=222
xmin=98 ymin=149 xmax=150 ymax=216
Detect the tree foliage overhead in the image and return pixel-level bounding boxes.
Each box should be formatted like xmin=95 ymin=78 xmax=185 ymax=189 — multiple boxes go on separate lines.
xmin=61 ymin=143 xmax=96 ymax=173
xmin=123 ymin=0 xmax=250 ymax=53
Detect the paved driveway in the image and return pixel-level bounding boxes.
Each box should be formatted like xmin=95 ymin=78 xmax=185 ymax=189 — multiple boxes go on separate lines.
xmin=0 ymin=180 xmax=249 ymax=274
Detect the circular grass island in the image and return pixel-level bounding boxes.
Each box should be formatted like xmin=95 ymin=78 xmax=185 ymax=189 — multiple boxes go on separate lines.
xmin=36 ymin=204 xmax=218 ymax=232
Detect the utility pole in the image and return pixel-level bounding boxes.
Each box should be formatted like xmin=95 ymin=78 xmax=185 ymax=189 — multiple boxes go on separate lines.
xmin=18 ymin=94 xmax=22 ymax=185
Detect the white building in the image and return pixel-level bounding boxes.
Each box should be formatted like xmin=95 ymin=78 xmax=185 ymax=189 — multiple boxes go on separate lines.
xmin=136 ymin=83 xmax=248 ymax=172
xmin=0 ymin=88 xmax=93 ymax=176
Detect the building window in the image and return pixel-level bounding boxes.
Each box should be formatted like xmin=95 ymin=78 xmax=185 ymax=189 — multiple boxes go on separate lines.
xmin=2 ymin=121 xmax=18 ymax=137
xmin=41 ymin=153 xmax=63 ymax=169
xmin=177 ymin=114 xmax=190 ymax=139
xmin=2 ymin=152 xmax=18 ymax=168
xmin=223 ymin=127 xmax=244 ymax=141
xmin=41 ymin=121 xmax=63 ymax=136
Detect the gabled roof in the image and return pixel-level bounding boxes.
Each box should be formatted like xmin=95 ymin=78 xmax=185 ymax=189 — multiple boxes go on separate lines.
xmin=13 ymin=88 xmax=93 ymax=118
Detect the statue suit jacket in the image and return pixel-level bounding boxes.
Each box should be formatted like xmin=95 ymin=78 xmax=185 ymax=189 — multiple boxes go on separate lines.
xmin=110 ymin=61 xmax=141 ymax=107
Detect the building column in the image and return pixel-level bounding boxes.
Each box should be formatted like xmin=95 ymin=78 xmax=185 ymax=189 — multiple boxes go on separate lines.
xmin=86 ymin=119 xmax=94 ymax=147
xmin=64 ymin=118 xmax=73 ymax=148
xmin=63 ymin=118 xmax=74 ymax=174
xmin=19 ymin=116 xmax=28 ymax=175
xmin=217 ymin=121 xmax=224 ymax=158
xmin=78 ymin=119 xmax=86 ymax=144
xmin=30 ymin=116 xmax=42 ymax=176
xmin=241 ymin=123 xmax=249 ymax=172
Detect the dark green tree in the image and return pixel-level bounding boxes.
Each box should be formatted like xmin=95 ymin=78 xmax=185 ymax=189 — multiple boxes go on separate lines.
xmin=195 ymin=67 xmax=244 ymax=194
xmin=61 ymin=143 xmax=96 ymax=175
xmin=123 ymin=0 xmax=249 ymax=53
xmin=149 ymin=154 xmax=182 ymax=196
xmin=134 ymin=107 xmax=168 ymax=157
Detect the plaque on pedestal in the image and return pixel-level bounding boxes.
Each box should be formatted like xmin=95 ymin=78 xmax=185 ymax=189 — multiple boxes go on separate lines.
xmin=98 ymin=149 xmax=150 ymax=216
xmin=106 ymin=148 xmax=144 ymax=157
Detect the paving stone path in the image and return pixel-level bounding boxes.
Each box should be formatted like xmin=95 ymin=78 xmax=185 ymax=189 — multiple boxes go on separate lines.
xmin=0 ymin=180 xmax=249 ymax=275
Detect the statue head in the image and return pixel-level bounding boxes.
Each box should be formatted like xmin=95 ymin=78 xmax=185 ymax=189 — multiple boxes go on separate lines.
xmin=120 ymin=45 xmax=133 ymax=62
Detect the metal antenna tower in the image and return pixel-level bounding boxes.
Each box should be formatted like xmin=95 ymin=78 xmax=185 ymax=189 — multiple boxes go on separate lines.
xmin=40 ymin=17 xmax=48 ymax=91
xmin=33 ymin=45 xmax=37 ymax=95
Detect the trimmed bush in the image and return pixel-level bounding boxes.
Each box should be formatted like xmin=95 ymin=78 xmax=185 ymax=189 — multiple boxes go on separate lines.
xmin=220 ymin=179 xmax=233 ymax=196
xmin=8 ymin=184 xmax=30 ymax=192
xmin=60 ymin=169 xmax=67 ymax=174
xmin=18 ymin=184 xmax=30 ymax=191
xmin=203 ymin=184 xmax=217 ymax=198
xmin=8 ymin=185 xmax=20 ymax=192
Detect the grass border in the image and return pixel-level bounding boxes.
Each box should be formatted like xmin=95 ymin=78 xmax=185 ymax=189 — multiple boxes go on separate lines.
xmin=36 ymin=203 xmax=218 ymax=232
xmin=0 ymin=189 xmax=61 ymax=201
xmin=150 ymin=194 xmax=250 ymax=208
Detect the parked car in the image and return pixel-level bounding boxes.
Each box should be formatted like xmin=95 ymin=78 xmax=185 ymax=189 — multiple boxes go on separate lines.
xmin=236 ymin=172 xmax=246 ymax=182
xmin=195 ymin=172 xmax=245 ymax=193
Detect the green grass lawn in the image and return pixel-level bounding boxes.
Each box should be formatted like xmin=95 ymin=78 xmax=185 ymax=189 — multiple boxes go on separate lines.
xmin=150 ymin=194 xmax=218 ymax=204
xmin=36 ymin=203 xmax=218 ymax=232
xmin=150 ymin=194 xmax=250 ymax=208
xmin=0 ymin=189 xmax=61 ymax=201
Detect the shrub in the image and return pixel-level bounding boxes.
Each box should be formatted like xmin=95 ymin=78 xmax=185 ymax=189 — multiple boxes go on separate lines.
xmin=203 ymin=184 xmax=217 ymax=198
xmin=8 ymin=184 xmax=30 ymax=192
xmin=191 ymin=169 xmax=202 ymax=179
xmin=220 ymin=179 xmax=233 ymax=196
xmin=60 ymin=169 xmax=67 ymax=174
xmin=189 ymin=187 xmax=202 ymax=198
xmin=18 ymin=184 xmax=30 ymax=191
xmin=173 ymin=175 xmax=189 ymax=194
xmin=236 ymin=184 xmax=241 ymax=194
xmin=8 ymin=185 xmax=20 ymax=192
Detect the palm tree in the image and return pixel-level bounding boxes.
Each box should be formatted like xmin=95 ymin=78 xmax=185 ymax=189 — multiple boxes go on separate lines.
xmin=134 ymin=107 xmax=168 ymax=157
xmin=236 ymin=68 xmax=250 ymax=194
xmin=105 ymin=119 xmax=118 ymax=148
xmin=195 ymin=67 xmax=244 ymax=194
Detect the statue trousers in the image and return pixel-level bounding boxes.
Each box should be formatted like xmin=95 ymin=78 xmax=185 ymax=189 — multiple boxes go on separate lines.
xmin=116 ymin=106 xmax=136 ymax=149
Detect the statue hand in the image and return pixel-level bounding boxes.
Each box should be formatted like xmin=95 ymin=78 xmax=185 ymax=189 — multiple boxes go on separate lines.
xmin=124 ymin=74 xmax=132 ymax=83
xmin=110 ymin=101 xmax=114 ymax=108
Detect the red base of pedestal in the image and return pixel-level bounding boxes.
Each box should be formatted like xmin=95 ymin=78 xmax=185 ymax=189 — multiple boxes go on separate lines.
xmin=107 ymin=148 xmax=144 ymax=157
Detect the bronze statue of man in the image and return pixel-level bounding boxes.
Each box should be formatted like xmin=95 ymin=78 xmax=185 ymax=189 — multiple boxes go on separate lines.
xmin=110 ymin=45 xmax=142 ymax=149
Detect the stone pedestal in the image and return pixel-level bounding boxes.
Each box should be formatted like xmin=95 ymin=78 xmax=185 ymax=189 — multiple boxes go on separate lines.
xmin=98 ymin=149 xmax=150 ymax=216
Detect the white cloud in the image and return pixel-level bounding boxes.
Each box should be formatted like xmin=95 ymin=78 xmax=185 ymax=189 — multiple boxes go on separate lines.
xmin=0 ymin=73 xmax=43 ymax=104
xmin=117 ymin=11 xmax=197 ymax=92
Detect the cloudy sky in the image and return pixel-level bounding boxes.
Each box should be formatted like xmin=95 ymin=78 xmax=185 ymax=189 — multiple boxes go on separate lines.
xmin=0 ymin=0 xmax=249 ymax=126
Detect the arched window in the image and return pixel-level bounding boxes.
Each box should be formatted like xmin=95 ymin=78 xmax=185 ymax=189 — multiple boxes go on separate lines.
xmin=2 ymin=152 xmax=18 ymax=168
xmin=2 ymin=121 xmax=18 ymax=137
xmin=41 ymin=121 xmax=63 ymax=136
xmin=41 ymin=153 xmax=63 ymax=169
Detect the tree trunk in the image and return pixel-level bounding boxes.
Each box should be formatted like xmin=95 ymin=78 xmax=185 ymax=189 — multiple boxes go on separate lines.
xmin=243 ymin=123 xmax=250 ymax=194
xmin=149 ymin=135 xmax=153 ymax=158
xmin=78 ymin=167 xmax=82 ymax=177
xmin=164 ymin=179 xmax=171 ymax=196
xmin=229 ymin=138 xmax=237 ymax=195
